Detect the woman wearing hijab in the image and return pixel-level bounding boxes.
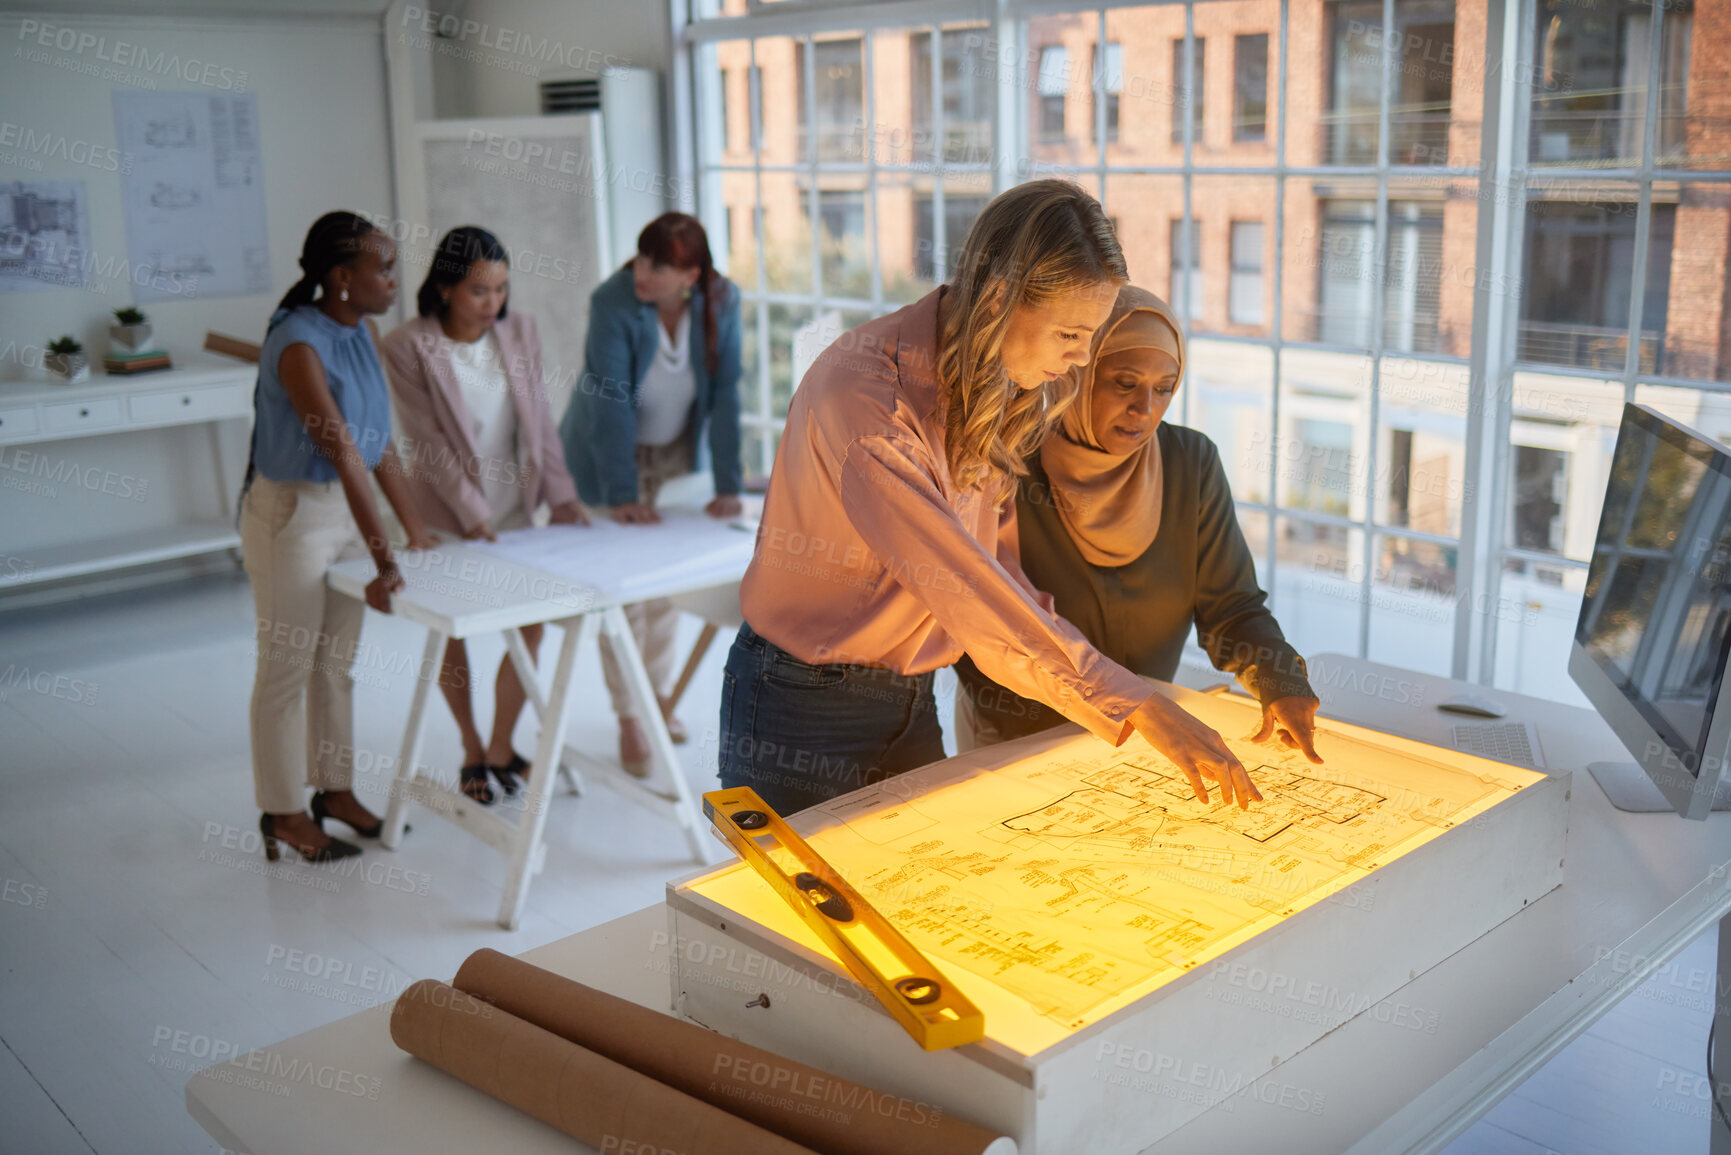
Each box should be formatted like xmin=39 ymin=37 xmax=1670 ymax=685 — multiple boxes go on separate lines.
xmin=954 ymin=285 xmax=1322 ymax=760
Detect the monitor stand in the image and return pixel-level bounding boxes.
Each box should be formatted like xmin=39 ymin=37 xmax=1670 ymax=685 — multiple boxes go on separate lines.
xmin=1588 ymin=762 xmax=1731 ymax=813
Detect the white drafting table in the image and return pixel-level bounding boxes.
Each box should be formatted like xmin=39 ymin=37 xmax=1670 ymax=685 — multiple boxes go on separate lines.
xmin=327 ymin=504 xmax=753 ymax=930
xmin=187 ymin=654 xmax=1731 ymax=1154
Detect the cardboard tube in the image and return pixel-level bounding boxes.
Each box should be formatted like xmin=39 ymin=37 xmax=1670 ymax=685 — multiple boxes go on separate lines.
xmin=454 ymin=949 xmax=1017 ymax=1155
xmin=390 ymin=980 xmax=818 ymax=1155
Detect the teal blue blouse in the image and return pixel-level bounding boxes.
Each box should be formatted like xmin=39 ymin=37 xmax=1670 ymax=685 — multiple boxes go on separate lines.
xmin=250 ymin=305 xmax=392 ymax=482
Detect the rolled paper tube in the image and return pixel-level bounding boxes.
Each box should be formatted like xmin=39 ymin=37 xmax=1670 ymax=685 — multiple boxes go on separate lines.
xmin=454 ymin=949 xmax=1017 ymax=1155
xmin=390 ymin=980 xmax=819 ymax=1155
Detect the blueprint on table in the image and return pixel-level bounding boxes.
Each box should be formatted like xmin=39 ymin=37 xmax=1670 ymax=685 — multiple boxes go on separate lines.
xmin=469 ymin=508 xmax=757 ymax=596
xmin=688 ymin=692 xmax=1543 ymax=1049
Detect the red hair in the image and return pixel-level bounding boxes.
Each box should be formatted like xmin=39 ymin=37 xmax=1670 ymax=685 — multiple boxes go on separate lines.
xmin=636 ymin=212 xmax=720 ymax=376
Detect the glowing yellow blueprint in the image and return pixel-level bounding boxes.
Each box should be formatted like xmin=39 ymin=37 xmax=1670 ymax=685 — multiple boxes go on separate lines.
xmin=688 ymin=692 xmax=1544 ymax=1053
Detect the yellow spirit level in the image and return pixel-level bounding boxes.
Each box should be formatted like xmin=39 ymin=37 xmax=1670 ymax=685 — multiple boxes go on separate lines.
xmin=701 ymin=787 xmax=986 ymax=1051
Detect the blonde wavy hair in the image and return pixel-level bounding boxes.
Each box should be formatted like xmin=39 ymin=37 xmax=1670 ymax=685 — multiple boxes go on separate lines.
xmin=937 ymin=180 xmax=1127 ymax=496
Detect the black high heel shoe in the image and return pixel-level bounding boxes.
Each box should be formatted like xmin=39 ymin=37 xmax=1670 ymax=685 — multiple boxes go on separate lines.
xmin=459 ymin=764 xmax=495 ymax=806
xmin=310 ymin=791 xmax=401 ymax=839
xmin=488 ymin=752 xmax=529 ymax=796
xmin=260 ymin=813 xmax=360 ymax=863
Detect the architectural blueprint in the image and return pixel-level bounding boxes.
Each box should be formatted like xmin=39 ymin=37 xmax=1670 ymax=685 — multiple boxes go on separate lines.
xmin=111 ymin=91 xmax=269 ymax=301
xmin=690 ymin=694 xmax=1543 ymax=1047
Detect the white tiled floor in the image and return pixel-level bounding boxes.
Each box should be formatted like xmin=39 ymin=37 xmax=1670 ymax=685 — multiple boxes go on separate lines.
xmin=0 ymin=573 xmax=1720 ymax=1154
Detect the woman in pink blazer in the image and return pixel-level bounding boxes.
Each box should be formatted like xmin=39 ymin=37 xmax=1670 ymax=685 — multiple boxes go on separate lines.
xmin=381 ymin=226 xmax=587 ymax=806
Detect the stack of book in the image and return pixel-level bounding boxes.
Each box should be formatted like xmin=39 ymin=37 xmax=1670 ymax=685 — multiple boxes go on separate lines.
xmin=103 ymin=349 xmax=173 ymax=375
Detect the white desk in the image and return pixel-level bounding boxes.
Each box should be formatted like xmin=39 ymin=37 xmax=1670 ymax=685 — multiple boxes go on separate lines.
xmin=187 ymin=653 xmax=1731 ymax=1154
xmin=0 ymin=354 xmax=253 ymax=586
xmin=327 ymin=509 xmax=748 ymax=930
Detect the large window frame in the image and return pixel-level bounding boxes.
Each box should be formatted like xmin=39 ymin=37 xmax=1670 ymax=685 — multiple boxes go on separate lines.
xmin=676 ymin=0 xmax=1731 ymax=696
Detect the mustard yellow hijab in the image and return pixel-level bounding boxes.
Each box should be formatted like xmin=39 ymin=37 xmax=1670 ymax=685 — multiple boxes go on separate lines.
xmin=1038 ymin=285 xmax=1184 ymax=567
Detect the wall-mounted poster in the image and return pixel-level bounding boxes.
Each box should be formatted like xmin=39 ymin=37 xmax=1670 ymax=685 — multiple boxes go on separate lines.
xmin=0 ymin=179 xmax=91 ymax=292
xmin=111 ymin=90 xmax=270 ymax=303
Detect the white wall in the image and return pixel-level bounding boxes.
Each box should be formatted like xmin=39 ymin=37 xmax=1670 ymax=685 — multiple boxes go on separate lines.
xmin=0 ymin=11 xmax=396 ymax=371
xmin=0 ymin=11 xmax=395 ymax=594
xmin=403 ymin=0 xmax=673 ymax=120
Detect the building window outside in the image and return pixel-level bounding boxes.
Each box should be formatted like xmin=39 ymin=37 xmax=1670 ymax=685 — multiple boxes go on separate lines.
xmin=1094 ymin=41 xmax=1122 ymax=144
xmin=1233 ymin=34 xmax=1268 ymax=142
xmin=1519 ymin=201 xmax=1675 ymax=375
xmin=1229 ymin=221 xmax=1264 ymax=325
xmin=1038 ymin=45 xmax=1069 ymax=142
xmin=1531 ymin=0 xmax=1692 ymax=166
xmin=795 ymin=37 xmax=864 ymax=162
xmin=912 ymin=28 xmax=994 ymax=163
xmin=1316 ymin=199 xmax=1444 ymax=354
xmin=1326 ymin=0 xmax=1455 ymax=166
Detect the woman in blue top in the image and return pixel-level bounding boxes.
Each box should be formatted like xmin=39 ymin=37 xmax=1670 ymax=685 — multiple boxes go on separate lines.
xmin=241 ymin=211 xmax=435 ymax=863
xmin=560 ymin=212 xmax=743 ymax=776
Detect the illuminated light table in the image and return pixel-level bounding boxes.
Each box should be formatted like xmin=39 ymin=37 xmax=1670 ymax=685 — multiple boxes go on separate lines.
xmin=666 ymin=683 xmax=1569 ymax=1155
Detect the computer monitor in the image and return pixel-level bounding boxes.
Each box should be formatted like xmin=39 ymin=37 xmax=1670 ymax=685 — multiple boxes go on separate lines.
xmin=1568 ymin=403 xmax=1731 ymax=819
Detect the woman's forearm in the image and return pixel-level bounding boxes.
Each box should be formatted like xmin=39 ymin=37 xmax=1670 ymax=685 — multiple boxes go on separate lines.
xmin=376 ymin=443 xmax=429 ymax=545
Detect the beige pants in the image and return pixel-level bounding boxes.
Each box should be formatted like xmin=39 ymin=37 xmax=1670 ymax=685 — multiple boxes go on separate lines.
xmin=241 ymin=477 xmax=369 ymax=814
xmin=598 ymin=434 xmax=695 ymax=718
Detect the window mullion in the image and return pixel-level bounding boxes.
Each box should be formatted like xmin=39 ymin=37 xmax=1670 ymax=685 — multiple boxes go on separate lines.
xmin=1454 ymin=0 xmax=1525 ymax=684
xmin=1620 ymin=0 xmax=1666 ymax=398
xmin=1267 ymin=0 xmax=1289 ymax=599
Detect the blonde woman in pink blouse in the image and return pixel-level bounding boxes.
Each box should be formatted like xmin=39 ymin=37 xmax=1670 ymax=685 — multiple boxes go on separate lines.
xmin=381 ymin=226 xmax=587 ymax=806
xmin=719 ymin=180 xmax=1261 ymax=816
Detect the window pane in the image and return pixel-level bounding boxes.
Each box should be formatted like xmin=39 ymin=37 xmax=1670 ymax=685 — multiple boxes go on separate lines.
xmin=1529 ymin=0 xmax=1693 ymax=168
xmin=1286 ymin=176 xmax=1469 ymax=356
xmin=1317 ymin=0 xmax=1458 ymax=167
xmin=1234 ymin=33 xmax=1269 ymax=142
xmin=1169 ymin=216 xmax=1205 ymax=322
xmin=759 ymin=171 xmax=813 ymax=294
xmin=1518 ymin=183 xmax=1667 ymax=373
xmin=879 ymin=170 xmax=934 ymax=305
xmin=1230 ymin=220 xmax=1266 ymax=326
xmin=795 ymin=37 xmax=865 ymax=163
xmin=1275 ymin=349 xmax=1375 ymax=522
xmin=719 ymin=171 xmax=759 ymax=290
xmin=1377 ymin=356 xmax=1469 ymax=537
xmin=1506 ymin=371 xmax=1626 ymax=564
xmin=1276 ymin=518 xmax=1365 ymax=652
xmin=1366 ymin=536 xmax=1458 ymax=676
xmin=1187 ymin=175 xmax=1274 ymax=335
xmin=1649 ymin=182 xmax=1731 ymax=383
xmin=756 ymin=36 xmax=800 ymax=167
xmin=1188 ymin=340 xmax=1274 ymax=498
xmin=1295 ymin=179 xmax=1378 ymax=346
xmin=909 ymin=26 xmax=995 ymax=165
xmin=1103 ymin=170 xmax=1185 ymax=298
xmin=913 ymin=182 xmax=991 ymax=283
xmin=767 ymin=303 xmax=812 ymax=419
xmin=812 ymin=185 xmax=870 ymax=300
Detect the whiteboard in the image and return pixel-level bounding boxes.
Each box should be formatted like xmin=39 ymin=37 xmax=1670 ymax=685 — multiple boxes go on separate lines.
xmin=418 ymin=116 xmax=611 ymax=424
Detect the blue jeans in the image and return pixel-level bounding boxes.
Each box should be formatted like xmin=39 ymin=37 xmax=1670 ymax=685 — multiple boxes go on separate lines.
xmin=717 ymin=622 xmax=945 ymax=816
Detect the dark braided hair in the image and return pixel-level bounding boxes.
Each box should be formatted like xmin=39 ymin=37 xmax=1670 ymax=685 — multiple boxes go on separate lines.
xmin=274 ymin=210 xmax=379 ymax=316
xmin=635 ymin=212 xmax=722 ymax=376
xmin=417 ymin=226 xmax=510 ymax=319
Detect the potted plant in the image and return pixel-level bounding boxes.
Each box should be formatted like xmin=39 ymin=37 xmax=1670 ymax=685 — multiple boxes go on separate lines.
xmin=45 ymin=336 xmax=90 ymax=384
xmin=110 ymin=306 xmax=152 ymax=353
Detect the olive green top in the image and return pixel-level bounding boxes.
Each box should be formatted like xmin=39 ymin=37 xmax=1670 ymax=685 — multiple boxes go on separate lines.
xmin=957 ymin=423 xmax=1315 ymax=743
